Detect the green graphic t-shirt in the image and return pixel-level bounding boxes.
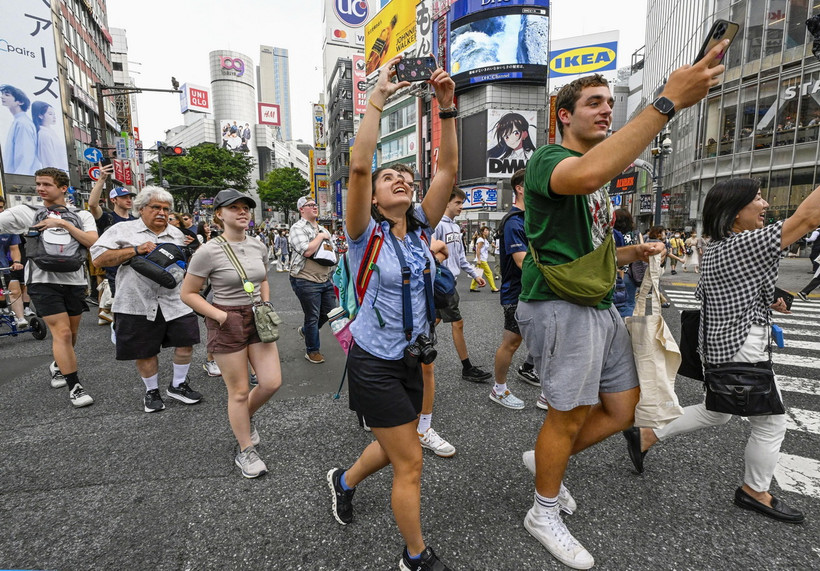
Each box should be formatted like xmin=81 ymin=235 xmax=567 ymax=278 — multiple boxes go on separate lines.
xmin=520 ymin=144 xmax=615 ymax=308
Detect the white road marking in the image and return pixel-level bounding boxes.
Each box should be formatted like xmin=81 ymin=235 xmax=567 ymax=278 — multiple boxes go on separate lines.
xmin=779 ymin=340 xmax=820 ymax=352
xmin=773 ymin=353 xmax=820 ymax=370
xmin=777 ymin=376 xmax=820 ymax=396
xmin=774 ymin=454 xmax=820 ymax=500
xmin=786 ymin=408 xmax=820 ymax=435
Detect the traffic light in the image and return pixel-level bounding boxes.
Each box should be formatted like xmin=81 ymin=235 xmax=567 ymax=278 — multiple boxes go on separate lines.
xmin=157 ymin=143 xmax=186 ymax=157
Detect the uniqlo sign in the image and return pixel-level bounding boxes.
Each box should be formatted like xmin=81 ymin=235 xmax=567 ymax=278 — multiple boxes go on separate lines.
xmin=180 ymin=84 xmax=210 ymax=113
xmin=258 ymin=103 xmax=281 ymax=126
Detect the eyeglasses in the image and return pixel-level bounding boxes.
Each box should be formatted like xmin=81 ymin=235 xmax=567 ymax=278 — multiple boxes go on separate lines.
xmin=303 ymin=203 xmax=318 ymax=208
xmin=148 ymin=205 xmax=172 ymax=213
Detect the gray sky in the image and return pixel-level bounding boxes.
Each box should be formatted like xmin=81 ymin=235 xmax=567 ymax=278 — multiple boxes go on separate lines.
xmin=106 ymin=0 xmax=647 ymax=147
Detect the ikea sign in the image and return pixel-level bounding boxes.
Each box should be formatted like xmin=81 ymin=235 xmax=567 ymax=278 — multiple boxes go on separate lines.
xmin=549 ymin=41 xmax=617 ymax=78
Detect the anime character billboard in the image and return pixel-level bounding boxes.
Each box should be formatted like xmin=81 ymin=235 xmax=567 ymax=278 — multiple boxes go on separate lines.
xmin=486 ymin=109 xmax=537 ymax=178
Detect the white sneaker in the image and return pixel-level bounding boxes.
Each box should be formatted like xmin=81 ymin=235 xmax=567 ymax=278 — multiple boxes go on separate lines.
xmin=49 ymin=361 xmax=66 ymax=388
xmin=15 ymin=317 xmax=28 ymax=328
xmin=24 ymin=307 xmax=35 ymax=317
xmin=524 ymin=506 xmax=594 ymax=569
xmin=522 ymin=451 xmax=577 ymax=515
xmin=68 ymin=383 xmax=94 ymax=408
xmin=418 ymin=427 xmax=456 ymax=458
xmin=110 ymin=322 xmax=116 ymax=345
xmin=203 ymin=360 xmax=222 ymax=377
xmin=235 ymin=446 xmax=267 ymax=478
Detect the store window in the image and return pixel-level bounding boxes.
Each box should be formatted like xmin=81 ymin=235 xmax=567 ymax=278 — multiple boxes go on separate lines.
xmin=791 ymin=167 xmax=814 ymax=215
xmin=764 ymin=1 xmax=787 ymax=58
xmin=746 ymin=0 xmax=766 ymax=62
xmin=754 ymin=79 xmax=777 ymax=149
xmin=703 ymin=97 xmax=721 ymax=158
xmin=797 ymin=71 xmax=820 ymax=142
xmin=774 ymin=76 xmax=800 ymax=146
xmin=727 ymin=0 xmax=747 ymax=70
xmin=736 ymin=85 xmax=757 ymax=152
xmin=719 ymin=91 xmax=737 ymax=155
xmin=786 ymin=0 xmax=809 ymax=49
xmin=766 ymin=170 xmax=790 ymax=221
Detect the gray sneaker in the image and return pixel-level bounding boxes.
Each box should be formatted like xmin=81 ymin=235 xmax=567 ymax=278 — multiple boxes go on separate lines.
xmin=250 ymin=421 xmax=260 ymax=446
xmin=49 ymin=361 xmax=66 ymax=389
xmin=235 ymin=446 xmax=267 ymax=478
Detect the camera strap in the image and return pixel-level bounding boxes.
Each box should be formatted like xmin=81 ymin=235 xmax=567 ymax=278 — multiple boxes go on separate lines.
xmin=388 ymin=230 xmax=436 ymax=341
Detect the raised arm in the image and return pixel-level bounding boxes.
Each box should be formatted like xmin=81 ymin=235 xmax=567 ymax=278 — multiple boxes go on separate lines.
xmin=551 ymin=41 xmax=728 ymax=196
xmin=347 ymin=56 xmax=410 ymax=240
xmin=88 ymin=163 xmax=114 ymax=219
xmin=420 ymin=69 xmax=457 ymax=228
xmin=782 ymin=184 xmax=820 ymax=249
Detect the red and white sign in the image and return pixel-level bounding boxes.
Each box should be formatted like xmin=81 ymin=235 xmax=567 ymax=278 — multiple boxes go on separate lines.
xmin=88 ymin=166 xmax=101 ymax=181
xmin=114 ymin=159 xmax=133 ymax=185
xmin=352 ymin=55 xmax=367 ymax=115
xmin=180 ymin=83 xmax=211 ymax=113
xmin=258 ymin=103 xmax=281 ymax=126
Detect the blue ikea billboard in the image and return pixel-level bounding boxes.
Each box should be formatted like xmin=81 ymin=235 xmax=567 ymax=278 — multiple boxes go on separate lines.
xmin=448 ymin=0 xmax=550 ymax=90
xmin=549 ymin=41 xmax=618 ymax=78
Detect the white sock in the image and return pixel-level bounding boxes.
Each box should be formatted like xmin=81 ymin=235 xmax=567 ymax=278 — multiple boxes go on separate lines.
xmin=417 ymin=413 xmax=432 ymax=434
xmin=172 ymin=363 xmax=190 ymax=387
xmin=141 ymin=374 xmax=159 ymax=392
xmin=494 ymin=382 xmax=508 ymax=395
xmin=533 ymin=491 xmax=559 ymax=516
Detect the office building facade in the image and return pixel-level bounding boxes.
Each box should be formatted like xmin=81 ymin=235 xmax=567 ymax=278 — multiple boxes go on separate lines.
xmin=257 ymin=46 xmax=293 ymax=142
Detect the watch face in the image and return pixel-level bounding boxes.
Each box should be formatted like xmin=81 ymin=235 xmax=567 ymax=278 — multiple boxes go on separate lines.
xmin=655 ymin=97 xmax=674 ymax=115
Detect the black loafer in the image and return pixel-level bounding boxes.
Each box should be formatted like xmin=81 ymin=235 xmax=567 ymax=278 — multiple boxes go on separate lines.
xmin=622 ymin=427 xmax=647 ymax=474
xmin=734 ymin=487 xmax=805 ymax=524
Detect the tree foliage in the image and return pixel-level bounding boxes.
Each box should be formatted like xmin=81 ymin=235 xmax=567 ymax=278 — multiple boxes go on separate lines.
xmin=146 ymin=143 xmax=255 ymax=213
xmin=256 ymin=167 xmax=309 ymax=225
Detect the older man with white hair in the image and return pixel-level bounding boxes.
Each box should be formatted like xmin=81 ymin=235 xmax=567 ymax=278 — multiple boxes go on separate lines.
xmin=91 ymin=186 xmax=203 ymax=413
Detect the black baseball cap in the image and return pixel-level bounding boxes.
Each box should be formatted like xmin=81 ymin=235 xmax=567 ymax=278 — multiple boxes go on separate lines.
xmin=213 ymin=188 xmax=256 ymax=209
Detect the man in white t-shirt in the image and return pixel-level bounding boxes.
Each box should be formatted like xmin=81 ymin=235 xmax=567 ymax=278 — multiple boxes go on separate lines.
xmin=0 ymin=168 xmax=98 ymax=407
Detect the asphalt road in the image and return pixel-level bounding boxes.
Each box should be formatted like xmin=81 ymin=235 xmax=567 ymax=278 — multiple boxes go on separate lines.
xmin=0 ymin=257 xmax=818 ymax=570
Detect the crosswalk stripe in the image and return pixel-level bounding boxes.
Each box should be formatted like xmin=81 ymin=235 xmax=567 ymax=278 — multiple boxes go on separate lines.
xmin=773 ymin=354 xmax=820 ymax=370
xmin=664 ymin=293 xmax=820 ymax=314
xmin=780 ymin=340 xmax=820 ymax=352
xmin=774 ymin=453 xmax=820 ymax=499
xmin=780 ymin=328 xmax=818 ymax=338
xmin=787 ymin=408 xmax=820 ymax=435
xmin=778 ymin=376 xmax=820 ymax=396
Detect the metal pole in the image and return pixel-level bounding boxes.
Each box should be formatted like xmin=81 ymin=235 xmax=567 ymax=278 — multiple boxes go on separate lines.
xmin=157 ymin=151 xmax=163 ymax=184
xmin=654 ymin=152 xmax=664 ymax=227
xmin=95 ymin=82 xmax=108 ymax=153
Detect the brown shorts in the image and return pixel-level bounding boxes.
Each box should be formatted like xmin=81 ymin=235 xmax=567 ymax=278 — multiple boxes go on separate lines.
xmin=205 ymin=303 xmax=261 ymax=354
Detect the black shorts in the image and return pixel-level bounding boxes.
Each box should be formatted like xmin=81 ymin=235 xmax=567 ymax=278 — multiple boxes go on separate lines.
xmin=8 ymin=269 xmax=24 ymax=283
xmin=503 ymin=303 xmax=521 ymax=335
xmin=347 ymin=342 xmax=423 ymax=428
xmin=114 ymin=309 xmax=200 ymax=360
xmin=27 ymin=283 xmax=88 ymax=317
xmin=435 ymin=288 xmax=462 ymax=323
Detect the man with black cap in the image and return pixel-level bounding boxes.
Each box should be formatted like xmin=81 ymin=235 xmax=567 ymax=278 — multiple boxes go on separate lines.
xmin=91 ymin=185 xmax=202 ymax=413
xmin=288 ymin=195 xmax=337 ymax=364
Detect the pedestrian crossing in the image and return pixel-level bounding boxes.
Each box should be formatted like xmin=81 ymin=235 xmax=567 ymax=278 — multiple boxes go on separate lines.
xmin=665 ymin=287 xmax=820 ymax=500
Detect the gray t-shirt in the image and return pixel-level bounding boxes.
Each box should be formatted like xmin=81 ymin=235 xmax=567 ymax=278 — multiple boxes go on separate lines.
xmin=187 ymin=237 xmax=270 ymax=306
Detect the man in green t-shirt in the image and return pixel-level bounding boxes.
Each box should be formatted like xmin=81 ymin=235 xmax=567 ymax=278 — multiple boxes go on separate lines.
xmin=518 ymin=42 xmax=729 ymax=569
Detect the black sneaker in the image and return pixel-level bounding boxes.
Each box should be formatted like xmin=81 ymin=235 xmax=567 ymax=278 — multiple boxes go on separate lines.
xmin=517 ymin=365 xmax=540 ymax=386
xmin=462 ymin=365 xmax=491 ymax=382
xmin=399 ymin=546 xmax=452 ymax=571
xmin=326 ymin=467 xmax=355 ymax=525
xmin=166 ymin=381 xmax=202 ymax=405
xmin=144 ymin=389 xmax=165 ymax=413
xmin=797 ymin=291 xmax=809 ymax=302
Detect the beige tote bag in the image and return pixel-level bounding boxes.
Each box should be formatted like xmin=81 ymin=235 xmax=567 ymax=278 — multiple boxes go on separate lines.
xmin=626 ymin=254 xmax=684 ymax=428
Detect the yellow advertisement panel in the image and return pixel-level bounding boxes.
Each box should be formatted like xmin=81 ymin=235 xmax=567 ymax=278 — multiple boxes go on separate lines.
xmin=364 ymin=0 xmax=417 ymax=75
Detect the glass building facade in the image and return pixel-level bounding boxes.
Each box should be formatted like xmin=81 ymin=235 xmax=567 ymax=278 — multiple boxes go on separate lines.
xmin=639 ymin=0 xmax=818 ymax=230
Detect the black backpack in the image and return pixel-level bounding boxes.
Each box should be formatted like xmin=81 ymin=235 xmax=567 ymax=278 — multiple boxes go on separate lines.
xmin=25 ymin=205 xmax=87 ymax=273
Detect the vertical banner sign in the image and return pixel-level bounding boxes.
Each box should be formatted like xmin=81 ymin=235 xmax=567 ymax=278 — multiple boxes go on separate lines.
xmin=412 ymin=0 xmax=433 ymax=58
xmin=0 ymin=0 xmax=69 ymax=175
xmin=352 ymin=55 xmax=367 ymax=115
xmin=639 ymin=194 xmax=652 ymax=213
xmin=115 ymin=137 xmax=128 ymax=159
xmin=364 ymin=0 xmax=417 ymax=75
xmin=309 ymin=149 xmax=316 ymax=199
xmin=335 ymin=179 xmax=343 ymax=218
xmin=548 ymin=95 xmax=557 ymax=145
xmin=113 ymin=159 xmax=125 ymax=182
xmin=122 ymin=160 xmax=133 ymax=186
xmin=661 ymin=193 xmax=670 ymax=212
xmin=314 ymin=149 xmax=328 ymax=216
xmin=312 ymin=104 xmax=325 ymax=149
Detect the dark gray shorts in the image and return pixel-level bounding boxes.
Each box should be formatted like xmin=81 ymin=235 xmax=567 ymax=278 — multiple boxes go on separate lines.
xmin=516 ymin=300 xmax=638 ymax=411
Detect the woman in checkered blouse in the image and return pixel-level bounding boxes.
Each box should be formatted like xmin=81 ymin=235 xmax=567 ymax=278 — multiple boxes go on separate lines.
xmin=627 ymin=178 xmax=820 ymax=525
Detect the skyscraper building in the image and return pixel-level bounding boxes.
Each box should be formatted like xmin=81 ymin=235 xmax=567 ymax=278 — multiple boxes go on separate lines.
xmin=257 ymin=46 xmax=293 ymax=141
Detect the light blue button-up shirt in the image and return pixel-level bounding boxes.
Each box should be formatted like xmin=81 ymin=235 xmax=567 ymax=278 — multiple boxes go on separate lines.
xmin=347 ymin=206 xmax=434 ymax=361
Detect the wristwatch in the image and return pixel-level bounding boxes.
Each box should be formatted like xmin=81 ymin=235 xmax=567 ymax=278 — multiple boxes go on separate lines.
xmin=652 ymin=96 xmax=675 ymax=121
xmin=438 ymin=105 xmax=458 ymax=119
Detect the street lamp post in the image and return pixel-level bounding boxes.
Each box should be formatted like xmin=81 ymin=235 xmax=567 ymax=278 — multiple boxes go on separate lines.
xmin=650 ymin=130 xmax=672 ymax=226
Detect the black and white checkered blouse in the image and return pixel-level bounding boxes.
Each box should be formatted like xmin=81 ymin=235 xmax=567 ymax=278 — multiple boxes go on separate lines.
xmin=695 ymin=221 xmax=784 ymax=364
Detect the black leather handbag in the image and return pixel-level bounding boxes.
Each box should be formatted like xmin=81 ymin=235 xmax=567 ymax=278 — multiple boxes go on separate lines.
xmin=701 ymin=293 xmax=784 ymax=417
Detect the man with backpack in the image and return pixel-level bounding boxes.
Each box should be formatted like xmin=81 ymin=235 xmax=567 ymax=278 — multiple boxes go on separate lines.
xmin=490 ymin=169 xmax=538 ymax=410
xmin=0 ymin=167 xmax=98 ymax=407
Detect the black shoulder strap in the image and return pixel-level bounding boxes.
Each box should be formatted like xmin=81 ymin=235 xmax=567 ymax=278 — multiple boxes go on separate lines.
xmin=498 ymin=209 xmax=524 ymax=239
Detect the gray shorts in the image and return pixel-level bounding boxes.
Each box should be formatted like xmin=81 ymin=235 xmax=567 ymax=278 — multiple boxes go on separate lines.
xmin=516 ymin=300 xmax=638 ymax=411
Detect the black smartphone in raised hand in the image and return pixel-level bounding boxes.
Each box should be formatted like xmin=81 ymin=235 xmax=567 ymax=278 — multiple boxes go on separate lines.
xmin=395 ymin=57 xmax=438 ymax=82
xmin=693 ymin=19 xmax=739 ymax=66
